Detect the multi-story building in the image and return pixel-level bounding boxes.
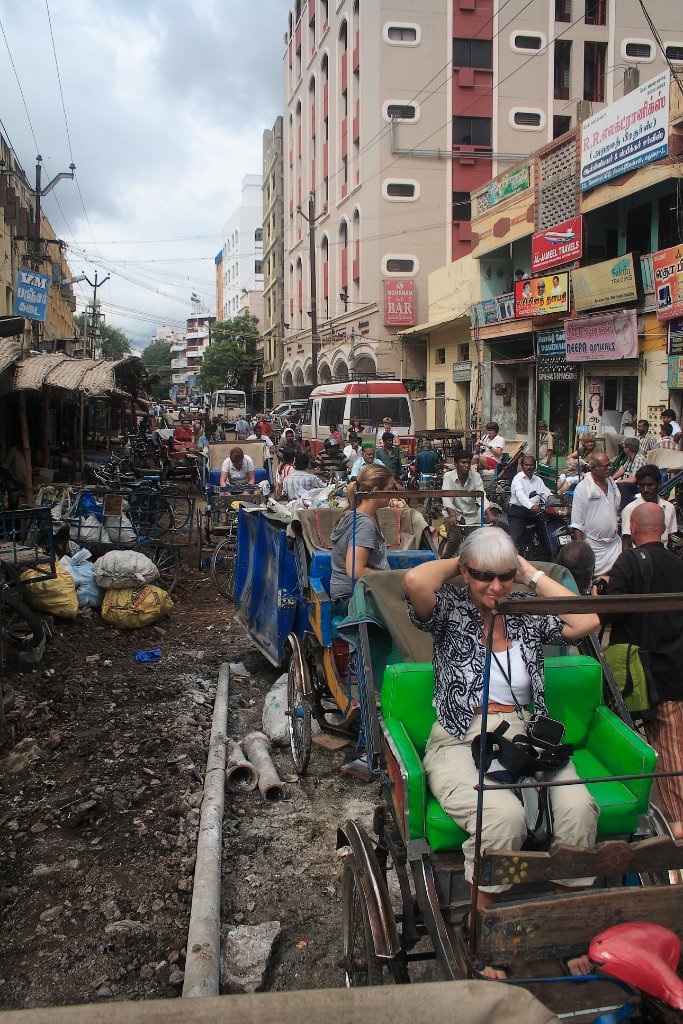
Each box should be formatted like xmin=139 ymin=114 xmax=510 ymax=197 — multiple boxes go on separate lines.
xmin=220 ymin=174 xmax=264 ymax=322
xmin=0 ymin=136 xmax=76 ymax=348
xmin=262 ymin=118 xmax=286 ymax=409
xmin=169 ymin=316 xmax=215 ymax=392
xmin=281 ymin=0 xmax=683 ymax=399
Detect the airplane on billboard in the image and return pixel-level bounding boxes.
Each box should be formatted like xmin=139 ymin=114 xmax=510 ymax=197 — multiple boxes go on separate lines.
xmin=542 ymin=227 xmax=578 ymax=244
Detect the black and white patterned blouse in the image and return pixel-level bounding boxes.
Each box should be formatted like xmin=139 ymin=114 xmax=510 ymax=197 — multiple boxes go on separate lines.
xmin=406 ymin=585 xmax=568 ymax=739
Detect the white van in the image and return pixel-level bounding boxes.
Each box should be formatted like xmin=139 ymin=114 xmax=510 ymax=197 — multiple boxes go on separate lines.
xmin=300 ymin=379 xmax=415 ymax=455
xmin=209 ymin=389 xmax=248 ymax=425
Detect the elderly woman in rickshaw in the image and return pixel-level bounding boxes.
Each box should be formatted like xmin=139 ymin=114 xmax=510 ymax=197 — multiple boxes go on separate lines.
xmin=329 ymin=464 xmax=396 ymax=617
xmin=403 ymin=528 xmax=601 ymax=978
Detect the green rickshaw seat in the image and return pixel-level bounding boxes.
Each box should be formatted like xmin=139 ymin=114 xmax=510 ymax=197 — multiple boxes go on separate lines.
xmin=381 ymin=656 xmax=656 ymax=853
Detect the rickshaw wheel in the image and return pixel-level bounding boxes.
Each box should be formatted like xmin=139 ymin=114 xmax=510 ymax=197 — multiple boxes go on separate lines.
xmin=287 ymin=649 xmax=311 ymax=775
xmin=161 ymin=485 xmax=192 ymax=531
xmin=341 ymin=857 xmax=384 ymax=986
xmin=134 ymin=541 xmax=180 ymax=593
xmin=211 ymin=537 xmax=236 ymax=600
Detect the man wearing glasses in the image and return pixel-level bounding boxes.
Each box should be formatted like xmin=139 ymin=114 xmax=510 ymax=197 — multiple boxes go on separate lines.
xmin=570 ymin=454 xmax=621 ymax=576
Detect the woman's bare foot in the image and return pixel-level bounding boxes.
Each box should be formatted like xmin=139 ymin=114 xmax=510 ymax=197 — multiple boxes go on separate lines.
xmin=566 ymin=953 xmax=591 ymax=975
xmin=480 ymin=965 xmax=508 ymax=980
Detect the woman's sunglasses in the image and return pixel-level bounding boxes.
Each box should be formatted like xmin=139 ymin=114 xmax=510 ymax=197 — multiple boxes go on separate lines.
xmin=464 ymin=565 xmax=517 ymax=583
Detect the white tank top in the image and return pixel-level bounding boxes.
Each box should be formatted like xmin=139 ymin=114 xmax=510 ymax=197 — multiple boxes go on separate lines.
xmin=487 ymin=642 xmax=531 ymax=706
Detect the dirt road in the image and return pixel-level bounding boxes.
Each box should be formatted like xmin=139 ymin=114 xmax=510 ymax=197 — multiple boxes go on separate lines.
xmin=0 ymin=552 xmax=377 ymax=1008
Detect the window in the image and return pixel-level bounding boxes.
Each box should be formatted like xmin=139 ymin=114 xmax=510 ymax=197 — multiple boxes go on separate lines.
xmin=254 ymin=227 xmax=263 ymax=241
xmin=452 ymin=191 xmax=471 ymax=221
xmin=624 ymin=41 xmax=653 ymax=60
xmin=553 ymin=114 xmax=572 ymax=138
xmin=555 ymin=0 xmax=571 ymax=21
xmin=385 ymin=24 xmax=420 ymax=45
xmin=436 ymin=348 xmax=446 ymax=365
xmin=585 ymin=0 xmax=606 ymax=26
xmin=554 ymin=38 xmax=571 ymax=100
xmin=459 ymin=343 xmax=469 ymax=362
xmin=255 ymin=260 xmax=263 ymax=274
xmin=349 ymin=397 xmax=411 ymax=426
xmin=665 ymin=44 xmax=683 ymax=61
xmin=512 ymin=109 xmax=543 ymax=128
xmin=453 ymin=38 xmax=492 ymax=68
xmin=386 ymin=103 xmax=417 ymax=120
xmin=384 ymin=180 xmax=418 ymax=199
xmin=319 ymin=397 xmax=345 ymax=425
xmin=453 ymin=115 xmax=491 ymax=146
xmin=384 ymin=256 xmax=417 ymax=274
xmin=512 ymin=33 xmax=544 ymax=53
xmin=584 ymin=41 xmax=607 ymax=101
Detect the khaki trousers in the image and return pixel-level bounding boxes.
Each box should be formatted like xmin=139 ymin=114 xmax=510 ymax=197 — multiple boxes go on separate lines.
xmin=424 ymin=715 xmax=599 ymax=893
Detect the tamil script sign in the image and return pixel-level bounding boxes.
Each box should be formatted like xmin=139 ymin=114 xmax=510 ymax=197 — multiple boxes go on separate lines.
xmin=536 ymin=328 xmax=566 ymax=357
xmin=384 ymin=279 xmax=415 ymax=327
xmin=14 ymin=267 xmax=51 ymax=322
xmin=571 ymin=253 xmax=641 ymax=312
xmin=532 ymin=216 xmax=582 ymax=273
xmin=514 ymin=273 xmax=569 ymax=318
xmin=483 ymin=165 xmax=530 ymax=209
xmin=668 ymin=319 xmax=683 ymax=356
xmin=580 ymin=69 xmax=670 ymax=192
xmin=652 ymin=244 xmax=683 ymax=322
xmin=538 ymin=357 xmax=579 ymax=382
xmin=565 ymin=309 xmax=638 ymax=362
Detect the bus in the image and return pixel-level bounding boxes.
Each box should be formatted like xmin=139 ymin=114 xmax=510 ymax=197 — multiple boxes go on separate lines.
xmin=300 ymin=379 xmax=416 ymax=455
xmin=209 ymin=389 xmax=248 ymax=426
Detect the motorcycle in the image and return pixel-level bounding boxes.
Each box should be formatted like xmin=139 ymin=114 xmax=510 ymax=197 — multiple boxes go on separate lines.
xmin=488 ymin=493 xmax=572 ymax=561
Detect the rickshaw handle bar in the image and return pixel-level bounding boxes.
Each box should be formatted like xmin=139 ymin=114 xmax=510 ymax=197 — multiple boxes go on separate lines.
xmin=498 ymin=594 xmax=683 ymax=614
xmin=355 ymin=490 xmax=484 ymax=500
xmin=476 ymin=768 xmax=683 ymax=791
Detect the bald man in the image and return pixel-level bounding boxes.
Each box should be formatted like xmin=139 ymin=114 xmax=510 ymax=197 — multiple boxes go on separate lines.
xmin=605 ymin=501 xmax=683 ymax=839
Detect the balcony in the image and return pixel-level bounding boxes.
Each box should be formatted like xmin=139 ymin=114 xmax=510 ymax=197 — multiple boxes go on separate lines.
xmin=471 ymin=293 xmax=515 ymax=327
xmin=171 ymin=358 xmax=187 ymax=370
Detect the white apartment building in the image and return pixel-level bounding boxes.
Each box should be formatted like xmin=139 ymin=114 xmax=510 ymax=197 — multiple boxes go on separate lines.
xmin=169 ymin=317 xmax=216 ymax=390
xmin=221 ymin=174 xmax=265 ymax=322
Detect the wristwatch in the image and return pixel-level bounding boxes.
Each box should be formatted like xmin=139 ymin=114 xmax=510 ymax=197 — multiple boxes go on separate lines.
xmin=528 ymin=569 xmax=546 ymax=592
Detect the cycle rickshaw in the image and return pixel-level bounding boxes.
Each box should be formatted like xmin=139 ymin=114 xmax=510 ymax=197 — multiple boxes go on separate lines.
xmin=337 ymin=586 xmax=683 ymax=1022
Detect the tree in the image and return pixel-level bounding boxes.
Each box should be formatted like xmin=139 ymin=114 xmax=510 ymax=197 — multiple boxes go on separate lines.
xmin=141 ymin=339 xmax=173 ymax=398
xmin=199 ymin=313 xmax=259 ymax=394
xmin=74 ymin=313 xmax=132 ymax=361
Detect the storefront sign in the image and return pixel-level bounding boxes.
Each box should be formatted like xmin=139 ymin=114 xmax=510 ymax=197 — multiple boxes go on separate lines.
xmin=452 ymin=360 xmax=472 ymax=382
xmin=357 ymin=319 xmax=370 ymax=335
xmin=586 ymin=378 xmax=604 ymax=433
xmin=532 ymin=216 xmax=583 ymax=273
xmin=565 ymin=309 xmax=639 ymax=362
xmin=652 ymin=244 xmax=683 ymax=321
xmin=536 ymin=328 xmax=566 ymax=357
xmin=483 ymin=164 xmax=530 ymax=209
xmin=478 ymin=298 xmax=500 ymax=324
xmin=668 ymin=356 xmax=683 ymax=389
xmin=384 ymin=279 xmax=415 ymax=327
xmin=580 ymin=69 xmax=670 ymax=191
xmin=668 ymin=319 xmax=683 ymax=356
xmin=571 ymin=254 xmax=641 ymax=311
xmin=514 ymin=273 xmax=569 ymax=318
xmin=538 ymin=357 xmax=579 ymax=382
xmin=14 ymin=268 xmax=51 ymax=322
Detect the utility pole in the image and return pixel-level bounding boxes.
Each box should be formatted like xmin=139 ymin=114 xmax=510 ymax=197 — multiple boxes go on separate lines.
xmin=298 ymin=193 xmax=321 ymax=388
xmin=82 ymin=271 xmax=110 ymax=358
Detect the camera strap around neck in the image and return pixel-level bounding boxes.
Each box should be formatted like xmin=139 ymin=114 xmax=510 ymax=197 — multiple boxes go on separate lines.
xmin=489 ymin=618 xmax=528 ymax=728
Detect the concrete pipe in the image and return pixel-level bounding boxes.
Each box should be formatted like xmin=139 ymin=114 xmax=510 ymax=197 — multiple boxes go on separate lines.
xmin=225 ymin=739 xmax=258 ymax=793
xmin=242 ymin=731 xmax=287 ymax=803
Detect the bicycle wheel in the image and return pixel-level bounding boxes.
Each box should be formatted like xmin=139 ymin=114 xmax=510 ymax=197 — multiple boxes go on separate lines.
xmin=127 ymin=492 xmax=174 ymax=538
xmin=134 ymin=540 xmax=180 ymax=593
xmin=211 ymin=537 xmax=236 ymax=599
xmin=0 ymin=592 xmax=44 ymax=650
xmin=287 ymin=648 xmax=311 ymax=775
xmin=160 ymin=485 xmax=192 ymax=532
xmin=341 ymin=857 xmax=384 ymax=986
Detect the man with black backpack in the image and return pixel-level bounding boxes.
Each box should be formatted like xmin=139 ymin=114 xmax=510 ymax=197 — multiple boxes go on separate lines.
xmin=604 ymin=502 xmax=683 ymax=839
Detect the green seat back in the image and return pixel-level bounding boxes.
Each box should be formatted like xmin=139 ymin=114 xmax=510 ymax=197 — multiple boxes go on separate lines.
xmin=381 ymin=663 xmax=437 ymax=757
xmin=543 ymin=655 xmax=602 ymax=747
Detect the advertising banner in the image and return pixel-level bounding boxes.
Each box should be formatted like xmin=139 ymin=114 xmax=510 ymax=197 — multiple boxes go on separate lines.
xmin=14 ymin=268 xmax=51 ymax=322
xmin=532 ymin=216 xmax=583 ymax=273
xmin=668 ymin=356 xmax=683 ymax=389
xmin=384 ymin=279 xmax=415 ymax=326
xmin=580 ymin=69 xmax=670 ymax=192
xmin=452 ymin=361 xmax=472 ymax=382
xmin=652 ymin=244 xmax=683 ymax=321
xmin=586 ymin=378 xmax=604 ymax=433
xmin=514 ymin=273 xmax=569 ymax=318
xmin=538 ymin=357 xmax=579 ymax=382
xmin=483 ymin=164 xmax=530 ymax=209
xmin=668 ymin=318 xmax=683 ymax=356
xmin=565 ymin=309 xmax=638 ymax=362
xmin=571 ymin=253 xmax=641 ymax=311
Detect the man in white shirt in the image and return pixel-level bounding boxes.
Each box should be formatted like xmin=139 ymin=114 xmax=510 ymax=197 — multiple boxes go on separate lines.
xmin=662 ymin=409 xmax=682 ymax=445
xmin=350 ymin=443 xmax=384 ymax=479
xmin=620 ymin=465 xmax=677 ymax=551
xmin=343 ymin=432 xmax=362 ymax=466
xmin=442 ymin=451 xmax=488 ymax=527
xmin=570 ymin=453 xmax=621 ymax=576
xmin=281 ymin=453 xmax=328 ymax=500
xmin=474 ymin=421 xmax=505 ymax=471
xmin=508 ymin=455 xmax=552 ymax=551
xmin=246 ymin=424 xmax=274 ymax=452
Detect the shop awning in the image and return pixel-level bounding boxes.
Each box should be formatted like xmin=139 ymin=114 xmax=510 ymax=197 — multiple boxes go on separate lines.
xmin=399 ymin=311 xmax=469 ymax=337
xmin=0 ymin=338 xmax=22 ymax=376
xmin=11 ymin=353 xmax=148 ymax=398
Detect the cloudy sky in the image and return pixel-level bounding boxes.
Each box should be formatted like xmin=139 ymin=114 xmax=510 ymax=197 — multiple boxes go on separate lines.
xmin=0 ymin=0 xmax=285 ymax=351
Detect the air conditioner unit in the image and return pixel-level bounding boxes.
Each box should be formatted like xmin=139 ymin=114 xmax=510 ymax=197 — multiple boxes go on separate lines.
xmin=576 ymin=99 xmax=593 ymax=124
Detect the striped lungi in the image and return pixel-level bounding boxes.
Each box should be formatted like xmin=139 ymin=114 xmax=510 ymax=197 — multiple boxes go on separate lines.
xmin=645 ymin=700 xmax=683 ymax=826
